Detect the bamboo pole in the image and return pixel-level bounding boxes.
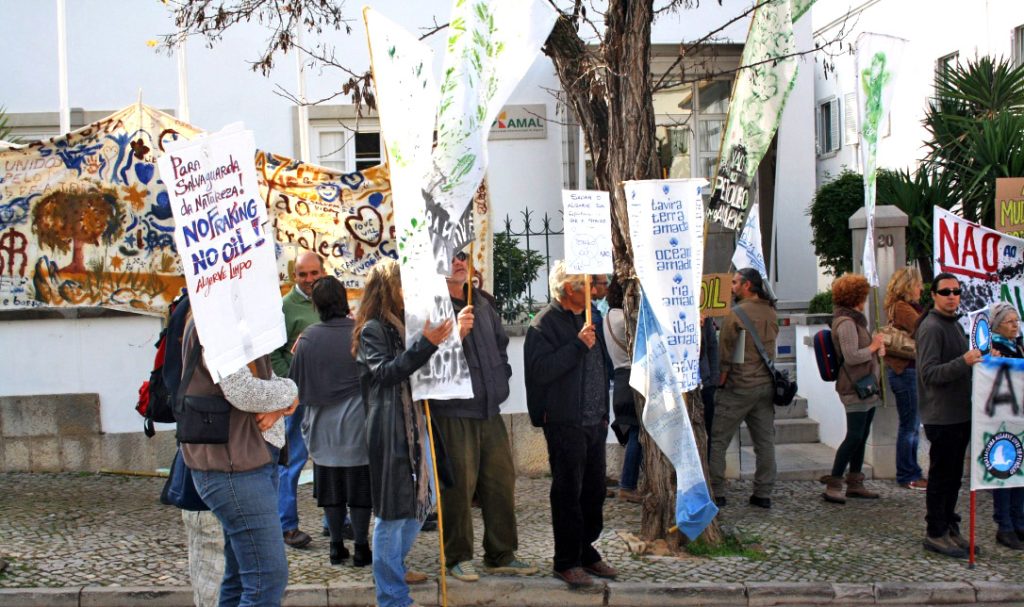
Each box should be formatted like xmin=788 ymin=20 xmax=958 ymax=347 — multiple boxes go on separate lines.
xmin=466 ymin=242 xmax=475 ymax=306
xmin=584 ymin=274 xmax=592 ymax=326
xmin=424 ymin=401 xmax=448 ymax=607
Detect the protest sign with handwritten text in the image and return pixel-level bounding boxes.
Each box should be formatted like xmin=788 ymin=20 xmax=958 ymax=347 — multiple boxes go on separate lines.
xmin=995 ymin=178 xmax=1024 ymax=239
xmin=158 ymin=124 xmax=285 ymax=381
xmin=701 ymin=273 xmax=733 ymax=318
xmin=562 ymin=190 xmax=613 ymax=275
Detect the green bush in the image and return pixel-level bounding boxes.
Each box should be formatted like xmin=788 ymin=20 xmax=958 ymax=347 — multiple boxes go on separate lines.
xmin=806 ymin=290 xmax=833 ymax=315
xmin=492 ymin=232 xmax=546 ymax=323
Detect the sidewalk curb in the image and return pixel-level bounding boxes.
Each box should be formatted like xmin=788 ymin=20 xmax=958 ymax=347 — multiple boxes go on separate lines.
xmin=2 ymin=580 xmax=1023 ymax=606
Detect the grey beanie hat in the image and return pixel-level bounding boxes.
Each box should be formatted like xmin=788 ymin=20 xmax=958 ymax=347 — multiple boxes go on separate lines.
xmin=989 ymin=301 xmax=1018 ymax=331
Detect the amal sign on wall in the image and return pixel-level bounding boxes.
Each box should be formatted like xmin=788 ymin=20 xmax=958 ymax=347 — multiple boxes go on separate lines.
xmin=488 ymin=104 xmax=547 ymax=140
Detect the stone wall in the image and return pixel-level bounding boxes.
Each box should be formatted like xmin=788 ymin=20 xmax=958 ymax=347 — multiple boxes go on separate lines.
xmin=0 ymin=394 xmax=176 ymax=472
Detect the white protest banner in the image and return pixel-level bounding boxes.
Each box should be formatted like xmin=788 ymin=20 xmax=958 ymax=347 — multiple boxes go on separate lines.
xmin=934 ymin=207 xmax=1024 ymax=331
xmin=971 ymin=358 xmax=1024 ymax=490
xmin=630 ymin=291 xmax=718 ymax=539
xmin=562 ymin=190 xmax=613 ymax=275
xmin=424 ymin=0 xmax=557 ymax=274
xmin=157 ymin=124 xmax=285 ymax=381
xmin=624 ymin=179 xmax=707 ymax=389
xmin=365 ymin=7 xmax=473 ymax=400
xmin=857 ymin=33 xmax=906 ymax=287
xmin=706 ymin=0 xmax=815 ymax=231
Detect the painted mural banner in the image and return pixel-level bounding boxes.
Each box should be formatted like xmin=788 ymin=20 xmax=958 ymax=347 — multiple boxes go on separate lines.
xmin=706 ymin=0 xmax=815 ymax=231
xmin=701 ymin=273 xmax=733 ymax=318
xmin=995 ymin=177 xmax=1024 ymax=239
xmin=730 ymin=201 xmax=775 ymax=299
xmin=365 ymin=7 xmax=473 ymax=400
xmin=0 ymin=103 xmax=201 ymax=314
xmin=562 ymin=190 xmax=613 ymax=275
xmin=933 ymin=207 xmax=1024 ymax=329
xmin=625 ymin=179 xmax=707 ymax=390
xmin=423 ymin=0 xmax=557 ymax=274
xmin=157 ymin=124 xmax=285 ymax=381
xmin=857 ymin=33 xmax=906 ymax=287
xmin=971 ymin=358 xmax=1024 ymax=491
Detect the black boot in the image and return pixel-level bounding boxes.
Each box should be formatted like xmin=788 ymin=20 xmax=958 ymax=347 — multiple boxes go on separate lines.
xmin=329 ymin=541 xmax=350 ymax=565
xmin=353 ymin=542 xmax=373 ymax=567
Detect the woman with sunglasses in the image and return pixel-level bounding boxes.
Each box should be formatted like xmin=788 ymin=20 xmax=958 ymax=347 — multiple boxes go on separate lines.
xmin=883 ymin=267 xmax=928 ymax=491
xmin=289 ymin=276 xmax=373 ymax=567
xmin=915 ymin=272 xmax=983 ymax=559
xmin=985 ymin=301 xmax=1024 ymax=550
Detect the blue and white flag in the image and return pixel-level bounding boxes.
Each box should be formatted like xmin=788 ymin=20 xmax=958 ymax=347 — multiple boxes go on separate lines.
xmin=631 ymin=291 xmax=718 ymax=539
xmin=730 ymin=201 xmax=775 ymax=299
xmin=625 ymin=178 xmax=716 ymax=538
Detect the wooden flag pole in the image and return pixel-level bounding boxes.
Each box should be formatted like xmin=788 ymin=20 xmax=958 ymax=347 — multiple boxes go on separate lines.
xmin=466 ymin=242 xmax=475 ymax=306
xmin=585 ymin=274 xmax=592 ymax=326
xmin=424 ymin=400 xmax=449 ymax=606
xmin=969 ymin=490 xmax=977 ymax=568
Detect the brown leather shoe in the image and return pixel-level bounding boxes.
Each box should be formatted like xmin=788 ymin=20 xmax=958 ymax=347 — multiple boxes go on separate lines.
xmin=554 ymin=567 xmax=595 ymax=588
xmin=283 ymin=529 xmax=312 ymax=549
xmin=405 ymin=570 xmax=428 ymax=584
xmin=582 ymin=560 xmax=618 ymax=579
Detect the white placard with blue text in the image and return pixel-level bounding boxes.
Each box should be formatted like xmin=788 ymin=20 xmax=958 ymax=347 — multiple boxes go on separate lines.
xmin=971 ymin=359 xmax=1024 ymax=490
xmin=158 ymin=124 xmax=286 ymax=381
xmin=562 ymin=190 xmax=613 ymax=275
xmin=624 ymin=179 xmax=707 ymax=390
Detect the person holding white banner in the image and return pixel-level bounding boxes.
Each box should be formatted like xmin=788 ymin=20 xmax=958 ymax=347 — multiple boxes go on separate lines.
xmin=917 ymin=273 xmax=983 ymax=559
xmin=524 ymin=261 xmax=616 ymax=589
xmin=985 ymin=302 xmax=1024 ymax=551
xmin=353 ymin=259 xmax=456 ymax=607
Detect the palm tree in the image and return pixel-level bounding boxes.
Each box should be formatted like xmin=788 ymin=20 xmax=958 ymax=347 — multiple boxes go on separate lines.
xmin=924 ymin=56 xmax=1024 ymax=227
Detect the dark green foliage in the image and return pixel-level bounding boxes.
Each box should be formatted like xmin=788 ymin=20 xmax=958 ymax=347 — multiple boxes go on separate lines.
xmin=806 ymin=291 xmax=833 ymax=315
xmin=924 ymin=56 xmax=1024 ymax=226
xmin=0 ymin=106 xmax=15 ymax=143
xmin=492 ymin=231 xmax=546 ymax=323
xmin=877 ymin=168 xmax=956 ymax=283
xmin=808 ymin=170 xmax=862 ymax=277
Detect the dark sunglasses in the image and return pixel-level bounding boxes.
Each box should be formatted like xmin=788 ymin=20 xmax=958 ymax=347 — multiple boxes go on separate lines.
xmin=934 ymin=288 xmax=962 ymax=296
xmin=454 ymin=251 xmax=468 ymax=262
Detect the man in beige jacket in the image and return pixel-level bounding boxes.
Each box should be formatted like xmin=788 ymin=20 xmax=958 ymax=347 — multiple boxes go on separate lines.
xmin=708 ymin=268 xmax=779 ymax=509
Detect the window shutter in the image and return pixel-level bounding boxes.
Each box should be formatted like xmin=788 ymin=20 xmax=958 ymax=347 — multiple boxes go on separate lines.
xmin=814 ymin=102 xmax=822 ymax=155
xmin=829 ymin=98 xmax=841 ymax=152
xmin=844 ymin=92 xmax=858 ymax=146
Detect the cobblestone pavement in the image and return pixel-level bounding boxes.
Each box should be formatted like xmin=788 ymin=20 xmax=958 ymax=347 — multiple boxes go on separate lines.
xmin=0 ymin=472 xmax=1021 ymax=590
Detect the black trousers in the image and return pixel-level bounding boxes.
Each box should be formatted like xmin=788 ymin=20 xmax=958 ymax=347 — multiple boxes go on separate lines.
xmin=543 ymin=423 xmax=607 ymax=572
xmin=923 ymin=422 xmax=971 ymax=538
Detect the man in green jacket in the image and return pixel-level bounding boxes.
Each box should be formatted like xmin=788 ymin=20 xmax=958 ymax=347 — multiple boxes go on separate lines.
xmin=272 ymin=251 xmax=323 ymax=549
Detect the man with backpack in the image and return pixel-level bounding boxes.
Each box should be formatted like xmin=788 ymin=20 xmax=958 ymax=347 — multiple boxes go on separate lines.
xmin=708 ymin=268 xmax=779 ymax=510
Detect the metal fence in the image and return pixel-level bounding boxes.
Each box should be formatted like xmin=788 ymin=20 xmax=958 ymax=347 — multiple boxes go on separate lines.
xmin=497 ymin=208 xmax=564 ymax=324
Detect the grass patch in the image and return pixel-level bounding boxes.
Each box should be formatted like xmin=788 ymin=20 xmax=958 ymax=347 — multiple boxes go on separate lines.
xmin=685 ymin=533 xmax=767 ymax=559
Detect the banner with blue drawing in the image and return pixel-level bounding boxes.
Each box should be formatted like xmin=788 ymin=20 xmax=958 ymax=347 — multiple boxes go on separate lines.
xmin=625 ymin=178 xmax=715 ymax=539
xmin=0 ymin=103 xmax=201 ymax=314
xmin=158 ymin=124 xmax=285 ymax=381
xmin=971 ymin=358 xmax=1024 ymax=490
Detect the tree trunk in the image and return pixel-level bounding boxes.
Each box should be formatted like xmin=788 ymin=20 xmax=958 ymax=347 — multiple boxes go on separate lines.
xmin=545 ymin=0 xmax=723 ymax=546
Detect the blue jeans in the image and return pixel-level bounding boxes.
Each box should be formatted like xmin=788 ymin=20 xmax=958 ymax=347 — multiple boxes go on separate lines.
xmin=193 ymin=446 xmax=288 ymax=607
xmin=278 ymin=405 xmax=308 ymax=532
xmin=992 ymin=488 xmax=1024 ymax=533
xmin=619 ymin=425 xmax=642 ymax=491
xmin=372 ymin=517 xmax=421 ymax=607
xmin=887 ymin=368 xmax=924 ymax=484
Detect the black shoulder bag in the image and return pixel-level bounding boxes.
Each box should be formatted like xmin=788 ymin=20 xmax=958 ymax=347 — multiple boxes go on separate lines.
xmin=732 ymin=306 xmax=798 ymax=407
xmin=174 ymin=339 xmax=232 ymax=444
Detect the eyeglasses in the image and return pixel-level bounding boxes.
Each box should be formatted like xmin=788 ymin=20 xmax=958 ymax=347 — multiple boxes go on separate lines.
xmin=934 ymin=288 xmax=962 ymax=296
xmin=454 ymin=251 xmax=468 ymax=262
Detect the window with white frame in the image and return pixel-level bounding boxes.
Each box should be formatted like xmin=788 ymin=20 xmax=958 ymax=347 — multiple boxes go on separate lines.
xmin=816 ymin=97 xmax=840 ymax=156
xmin=305 ymin=106 xmax=382 ymax=173
xmin=1014 ymin=25 xmax=1024 ymax=68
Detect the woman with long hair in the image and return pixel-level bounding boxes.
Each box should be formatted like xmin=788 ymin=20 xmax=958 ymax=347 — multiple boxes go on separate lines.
xmin=820 ymin=273 xmax=885 ymax=504
xmin=883 ymin=267 xmax=928 ymax=491
xmin=354 ymin=259 xmax=454 ymax=607
xmin=289 ymin=276 xmax=372 ymax=567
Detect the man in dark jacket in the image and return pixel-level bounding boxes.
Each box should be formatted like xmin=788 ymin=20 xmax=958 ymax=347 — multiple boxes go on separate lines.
xmin=524 ymin=260 xmax=616 ymax=589
xmin=432 ymin=250 xmax=536 ymax=582
xmin=917 ymin=273 xmax=982 ymax=558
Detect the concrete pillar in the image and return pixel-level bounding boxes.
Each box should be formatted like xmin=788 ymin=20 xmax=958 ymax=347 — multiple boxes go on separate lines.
xmin=848 ymin=205 xmax=908 ymax=479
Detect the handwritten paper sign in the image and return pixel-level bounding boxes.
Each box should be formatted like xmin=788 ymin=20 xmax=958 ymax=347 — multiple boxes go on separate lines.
xmin=701 ymin=273 xmax=733 ymax=318
xmin=562 ymin=190 xmax=613 ymax=275
xmin=158 ymin=124 xmax=285 ymax=381
xmin=995 ymin=178 xmax=1024 ymax=239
